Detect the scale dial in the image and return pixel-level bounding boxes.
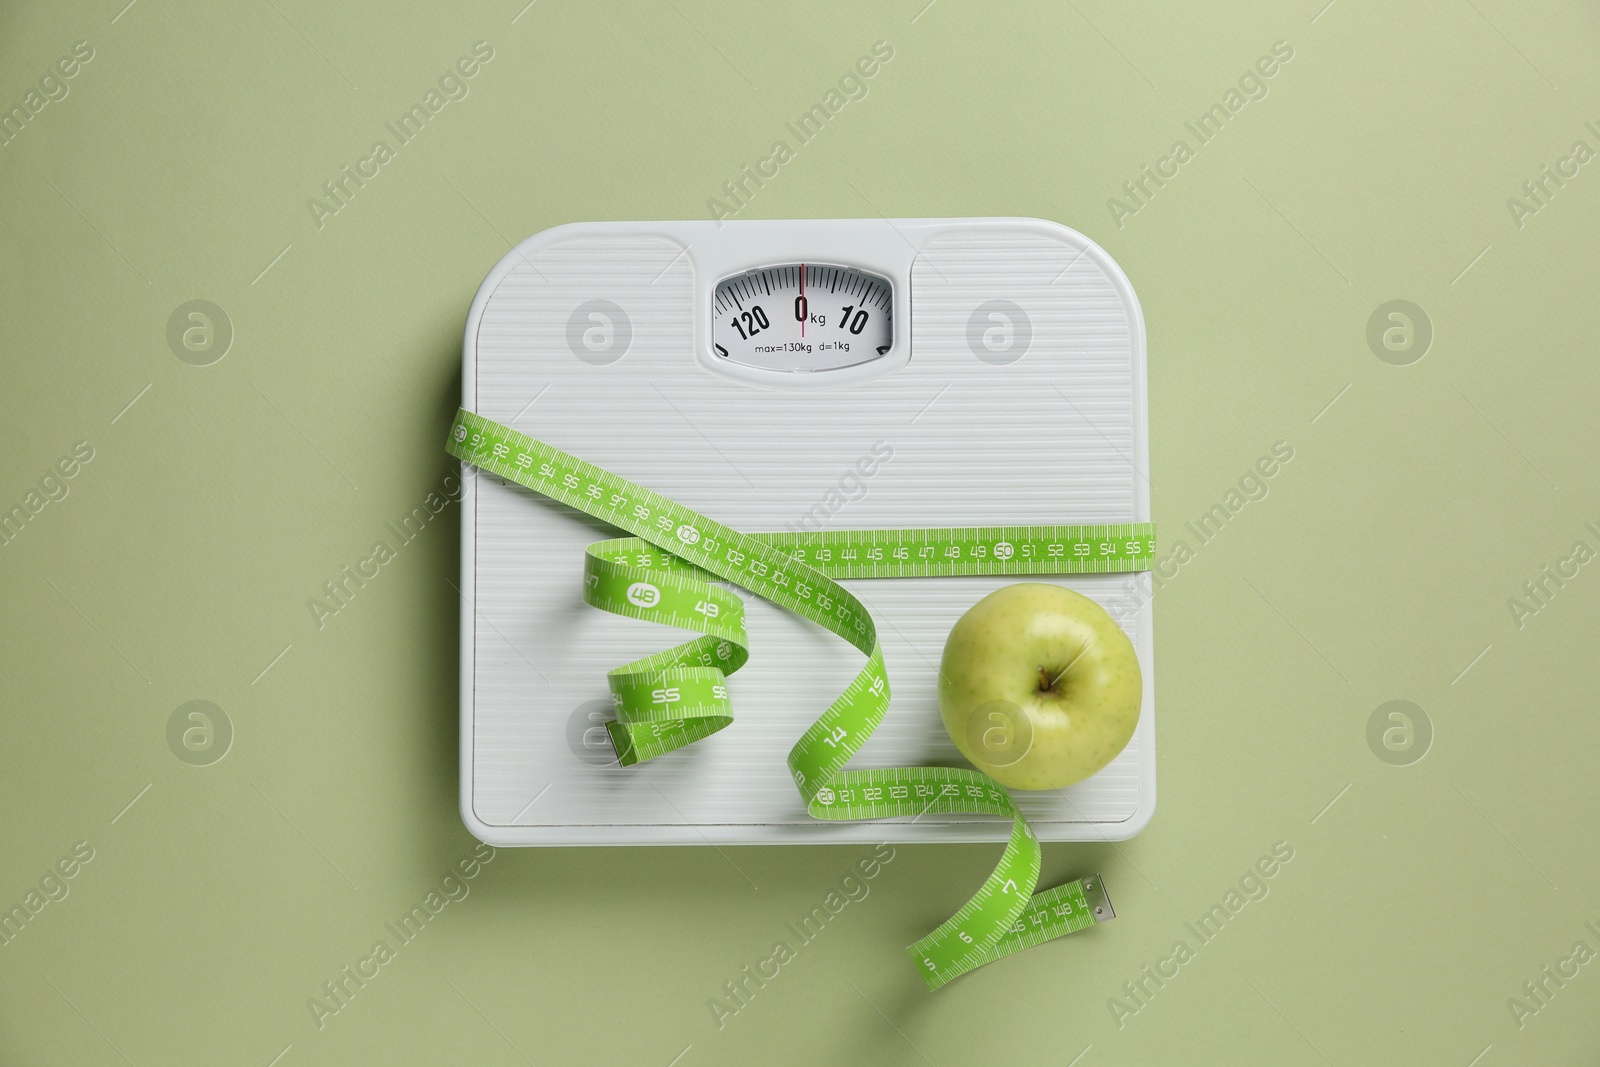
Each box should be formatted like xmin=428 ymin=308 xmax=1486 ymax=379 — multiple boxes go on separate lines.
xmin=711 ymin=264 xmax=893 ymax=372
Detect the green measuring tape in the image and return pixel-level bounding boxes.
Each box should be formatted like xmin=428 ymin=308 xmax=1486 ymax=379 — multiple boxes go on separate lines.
xmin=448 ymin=408 xmax=1152 ymax=989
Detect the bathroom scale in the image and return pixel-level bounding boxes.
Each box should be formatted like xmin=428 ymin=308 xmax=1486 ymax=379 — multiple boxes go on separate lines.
xmin=456 ymin=217 xmax=1154 ymax=846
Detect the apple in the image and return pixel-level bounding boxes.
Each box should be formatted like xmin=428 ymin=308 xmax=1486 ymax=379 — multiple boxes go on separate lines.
xmin=938 ymin=583 xmax=1141 ymax=790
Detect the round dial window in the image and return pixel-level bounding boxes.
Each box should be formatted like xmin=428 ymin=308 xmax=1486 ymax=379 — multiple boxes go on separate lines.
xmin=712 ymin=264 xmax=892 ymax=372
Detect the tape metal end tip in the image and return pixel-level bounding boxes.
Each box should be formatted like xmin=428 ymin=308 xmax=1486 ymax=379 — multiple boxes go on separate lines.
xmin=1085 ymin=873 xmax=1115 ymax=923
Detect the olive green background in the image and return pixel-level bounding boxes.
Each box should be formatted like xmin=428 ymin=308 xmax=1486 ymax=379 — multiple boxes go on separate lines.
xmin=3 ymin=0 xmax=1598 ymax=1063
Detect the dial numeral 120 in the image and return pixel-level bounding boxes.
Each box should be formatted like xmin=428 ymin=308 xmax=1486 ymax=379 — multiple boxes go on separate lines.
xmin=730 ymin=305 xmax=770 ymax=340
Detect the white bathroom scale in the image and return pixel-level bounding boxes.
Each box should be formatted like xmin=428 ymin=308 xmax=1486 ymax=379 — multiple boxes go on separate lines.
xmin=457 ymin=217 xmax=1154 ymax=845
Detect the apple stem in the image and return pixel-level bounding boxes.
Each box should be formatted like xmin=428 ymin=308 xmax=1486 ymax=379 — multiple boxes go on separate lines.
xmin=1046 ymin=641 xmax=1094 ymax=691
xmin=1037 ymin=666 xmax=1053 ymax=692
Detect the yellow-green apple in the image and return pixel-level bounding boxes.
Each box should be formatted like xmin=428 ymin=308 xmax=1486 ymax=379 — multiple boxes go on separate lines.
xmin=938 ymin=583 xmax=1141 ymax=790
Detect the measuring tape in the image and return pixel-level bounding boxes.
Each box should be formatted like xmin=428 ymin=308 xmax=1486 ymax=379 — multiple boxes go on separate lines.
xmin=448 ymin=408 xmax=1151 ymax=989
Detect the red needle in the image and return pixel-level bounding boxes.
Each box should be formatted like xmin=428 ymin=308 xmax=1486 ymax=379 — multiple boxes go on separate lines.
xmin=800 ymin=263 xmax=805 ymax=338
